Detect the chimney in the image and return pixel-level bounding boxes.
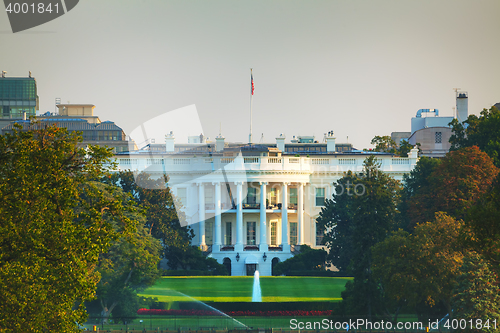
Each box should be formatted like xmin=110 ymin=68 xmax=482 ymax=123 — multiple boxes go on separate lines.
xmin=215 ymin=134 xmax=225 ymax=152
xmin=276 ymin=134 xmax=285 ymax=152
xmin=408 ymin=146 xmax=419 ymax=159
xmin=165 ymin=131 xmax=175 ymax=152
xmin=326 ymin=130 xmax=336 ymax=153
xmin=456 ymin=91 xmax=468 ymax=123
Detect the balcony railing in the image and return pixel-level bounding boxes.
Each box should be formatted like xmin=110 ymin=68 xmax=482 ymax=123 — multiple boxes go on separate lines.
xmin=115 ymin=155 xmax=417 ymax=174
xmin=244 ymin=245 xmax=259 ymax=251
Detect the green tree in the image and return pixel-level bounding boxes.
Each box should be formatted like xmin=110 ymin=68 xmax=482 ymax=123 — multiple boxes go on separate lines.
xmin=373 ymin=213 xmax=465 ymax=320
xmin=316 ymin=171 xmax=358 ymax=272
xmin=371 ymin=135 xmax=397 ymax=153
xmin=399 ymin=156 xmax=441 ymax=231
xmin=106 ymin=171 xmax=194 ymax=268
xmin=462 ymin=173 xmax=500 ymax=266
xmin=318 ymin=156 xmax=401 ymax=319
xmin=92 ymin=185 xmax=162 ymax=324
xmin=397 ymin=139 xmax=415 ymax=157
xmin=272 ymin=245 xmax=327 ymax=276
xmin=452 ymin=252 xmax=500 ymax=333
xmin=449 ymin=105 xmax=500 ymax=167
xmin=0 ymin=124 xmax=133 ymax=332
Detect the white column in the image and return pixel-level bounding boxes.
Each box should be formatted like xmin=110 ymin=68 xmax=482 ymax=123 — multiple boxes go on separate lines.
xmin=259 ymin=182 xmax=268 ymax=251
xmin=235 ymin=182 xmax=243 ymax=252
xmin=198 ymin=183 xmax=206 ymax=248
xmin=214 ymin=182 xmax=221 ymax=251
xmin=281 ymin=182 xmax=290 ymax=251
xmin=298 ymin=182 xmax=304 ymax=245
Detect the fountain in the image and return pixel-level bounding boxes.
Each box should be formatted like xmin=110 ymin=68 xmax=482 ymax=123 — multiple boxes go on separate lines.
xmin=252 ymin=270 xmax=262 ymax=302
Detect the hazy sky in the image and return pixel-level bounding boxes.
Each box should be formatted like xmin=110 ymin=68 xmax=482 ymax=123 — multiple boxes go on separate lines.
xmin=2 ymin=0 xmax=499 ymax=149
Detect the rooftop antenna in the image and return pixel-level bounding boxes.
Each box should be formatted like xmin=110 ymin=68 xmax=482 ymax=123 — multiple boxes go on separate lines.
xmin=219 ymin=122 xmax=222 ymax=136
xmin=259 ymin=133 xmax=264 ymax=143
xmin=453 ymin=88 xmax=461 ymax=119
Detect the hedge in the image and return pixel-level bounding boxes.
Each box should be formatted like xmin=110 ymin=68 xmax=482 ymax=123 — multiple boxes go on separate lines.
xmin=286 ymin=270 xmax=353 ymax=277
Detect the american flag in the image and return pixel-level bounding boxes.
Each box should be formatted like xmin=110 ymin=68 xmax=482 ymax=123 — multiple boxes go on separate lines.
xmin=251 ymin=71 xmax=255 ymax=95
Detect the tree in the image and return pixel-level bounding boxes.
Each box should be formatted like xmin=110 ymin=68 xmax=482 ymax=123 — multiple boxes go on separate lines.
xmin=0 ymin=124 xmax=133 ymax=332
xmin=106 ymin=171 xmax=194 ymax=268
xmin=318 ymin=156 xmax=401 ymax=319
xmin=408 ymin=146 xmax=498 ymax=229
xmin=316 ymin=171 xmax=358 ymax=272
xmin=399 ymin=156 xmax=441 ymax=231
xmin=373 ymin=213 xmax=465 ymax=320
xmin=452 ymin=252 xmax=500 ymax=333
xmin=449 ymin=105 xmax=500 ymax=167
xmin=397 ymin=139 xmax=415 ymax=157
xmin=371 ymin=135 xmax=397 ymax=153
xmin=272 ymin=245 xmax=327 ymax=276
xmin=92 ymin=184 xmax=162 ymax=324
xmin=462 ymin=173 xmax=500 ymax=266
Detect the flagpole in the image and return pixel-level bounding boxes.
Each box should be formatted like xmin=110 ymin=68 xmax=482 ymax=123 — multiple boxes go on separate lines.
xmin=249 ymin=68 xmax=253 ymax=144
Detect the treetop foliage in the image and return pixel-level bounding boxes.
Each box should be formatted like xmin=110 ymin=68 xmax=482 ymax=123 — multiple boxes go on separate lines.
xmin=449 ymin=105 xmax=500 ymax=167
xmin=0 ymin=124 xmax=137 ymax=332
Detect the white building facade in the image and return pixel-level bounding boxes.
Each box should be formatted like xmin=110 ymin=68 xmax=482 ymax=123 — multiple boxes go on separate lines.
xmin=114 ymin=133 xmax=418 ymax=276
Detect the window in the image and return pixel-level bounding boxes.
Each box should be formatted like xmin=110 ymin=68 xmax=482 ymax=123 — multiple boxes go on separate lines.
xmin=316 ymin=223 xmax=325 ymax=245
xmin=315 ymin=188 xmax=325 ymax=206
xmin=225 ymin=222 xmax=232 ymax=245
xmin=289 ymin=188 xmax=298 ymax=205
xmin=269 ymin=188 xmax=277 ymax=206
xmin=247 ymin=187 xmax=256 ymax=204
xmin=290 ymin=222 xmax=297 ymax=245
xmin=435 ymin=132 xmax=442 ymax=144
xmin=270 ymin=221 xmax=277 ymax=246
xmin=246 ymin=221 xmax=256 ymax=245
xmin=205 ymin=221 xmax=213 ymax=245
xmin=177 ymin=188 xmax=187 ymax=207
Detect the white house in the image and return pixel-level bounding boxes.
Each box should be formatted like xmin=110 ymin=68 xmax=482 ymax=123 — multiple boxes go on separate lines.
xmin=114 ymin=132 xmax=418 ymax=276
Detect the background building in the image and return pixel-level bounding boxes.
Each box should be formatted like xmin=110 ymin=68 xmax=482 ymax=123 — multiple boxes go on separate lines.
xmin=0 ymin=72 xmax=39 ymax=131
xmin=2 ymin=103 xmax=134 ymax=153
xmin=1 ymin=74 xmax=133 ymax=152
xmin=393 ymin=91 xmax=469 ymax=158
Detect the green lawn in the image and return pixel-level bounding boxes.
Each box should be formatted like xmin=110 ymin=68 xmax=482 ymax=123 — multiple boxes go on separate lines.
xmin=138 ymin=276 xmax=351 ymax=302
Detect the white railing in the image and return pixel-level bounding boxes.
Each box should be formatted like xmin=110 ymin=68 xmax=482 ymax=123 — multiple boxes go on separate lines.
xmin=173 ymin=158 xmax=190 ymax=165
xmin=392 ymin=158 xmax=409 ymax=165
xmin=244 ymin=157 xmax=259 ymax=164
xmin=338 ymin=158 xmax=356 ymax=165
xmin=311 ymin=158 xmax=329 ymax=165
xmin=114 ymin=155 xmax=416 ymax=174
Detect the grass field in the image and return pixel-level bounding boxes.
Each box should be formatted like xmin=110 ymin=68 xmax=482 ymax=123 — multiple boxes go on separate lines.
xmin=138 ymin=276 xmax=351 ymax=302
